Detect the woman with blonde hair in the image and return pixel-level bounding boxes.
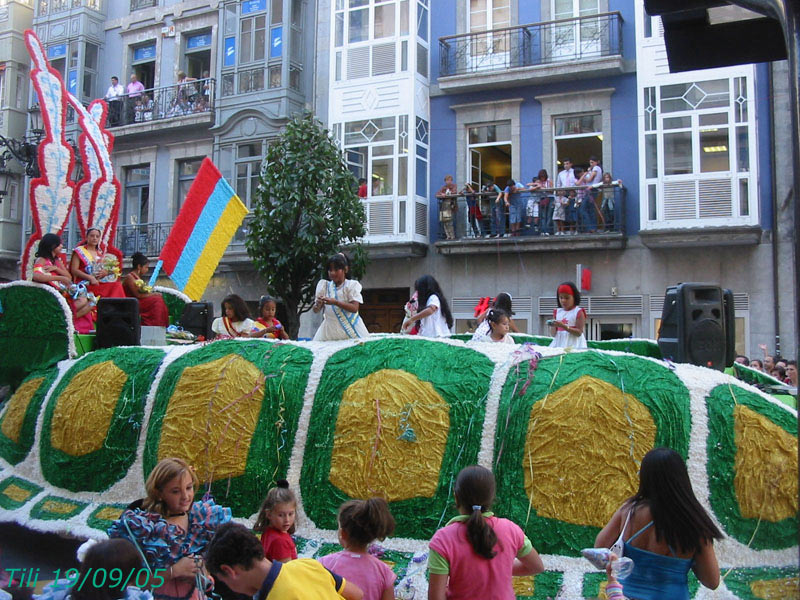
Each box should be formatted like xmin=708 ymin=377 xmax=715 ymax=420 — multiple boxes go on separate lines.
xmin=108 ymin=458 xmax=231 ymax=600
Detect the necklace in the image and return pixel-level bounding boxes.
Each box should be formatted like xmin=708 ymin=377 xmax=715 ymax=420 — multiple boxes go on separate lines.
xmin=168 ymin=512 xmax=186 ymax=517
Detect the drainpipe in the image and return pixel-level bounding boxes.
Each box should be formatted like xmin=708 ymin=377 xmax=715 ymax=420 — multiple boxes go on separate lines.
xmin=768 ymin=64 xmax=781 ymax=357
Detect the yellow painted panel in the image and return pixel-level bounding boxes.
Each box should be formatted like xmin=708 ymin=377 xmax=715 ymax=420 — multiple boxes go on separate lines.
xmin=3 ymin=483 xmax=33 ymax=503
xmin=750 ymin=578 xmax=800 ymax=599
xmin=51 ymin=362 xmax=127 ymax=456
xmin=159 ymin=354 xmax=265 ymax=481
xmin=1 ymin=377 xmax=44 ymax=443
xmin=734 ymin=405 xmax=798 ymax=521
xmin=330 ymin=369 xmax=449 ymax=502
xmin=524 ymin=376 xmax=656 ymax=527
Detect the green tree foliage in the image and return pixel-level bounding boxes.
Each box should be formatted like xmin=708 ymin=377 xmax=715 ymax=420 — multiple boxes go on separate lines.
xmin=246 ymin=114 xmax=367 ymax=339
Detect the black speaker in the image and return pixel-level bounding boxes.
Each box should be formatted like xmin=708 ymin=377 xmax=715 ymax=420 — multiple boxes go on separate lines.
xmin=179 ymin=302 xmax=214 ymax=340
xmin=723 ymin=288 xmax=735 ymax=368
xmin=96 ymin=298 xmax=141 ymax=348
xmin=657 ymin=283 xmax=728 ymax=371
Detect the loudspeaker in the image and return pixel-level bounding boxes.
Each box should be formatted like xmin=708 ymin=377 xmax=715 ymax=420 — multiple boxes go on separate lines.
xmin=96 ymin=298 xmax=141 ymax=348
xmin=723 ymin=288 xmax=735 ymax=368
xmin=657 ymin=283 xmax=729 ymax=371
xmin=179 ymin=302 xmax=214 ymax=340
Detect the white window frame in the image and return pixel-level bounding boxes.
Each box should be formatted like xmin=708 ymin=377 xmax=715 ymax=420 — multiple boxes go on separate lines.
xmin=639 ymin=67 xmax=758 ymax=230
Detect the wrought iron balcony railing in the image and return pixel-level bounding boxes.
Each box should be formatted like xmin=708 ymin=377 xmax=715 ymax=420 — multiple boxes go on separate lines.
xmin=439 ymin=12 xmax=623 ymax=78
xmin=130 ymin=0 xmax=157 ymax=10
xmin=436 ymin=184 xmax=625 ymax=242
xmin=105 ymin=78 xmax=215 ymax=129
xmin=116 ymin=222 xmax=173 ymax=257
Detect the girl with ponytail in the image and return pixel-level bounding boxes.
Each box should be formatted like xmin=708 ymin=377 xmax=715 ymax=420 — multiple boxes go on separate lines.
xmin=319 ymin=497 xmax=397 ymax=600
xmin=428 ymin=465 xmax=543 ymax=599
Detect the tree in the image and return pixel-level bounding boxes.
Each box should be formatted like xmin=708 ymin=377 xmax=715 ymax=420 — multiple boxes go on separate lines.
xmin=246 ymin=114 xmax=367 ymax=340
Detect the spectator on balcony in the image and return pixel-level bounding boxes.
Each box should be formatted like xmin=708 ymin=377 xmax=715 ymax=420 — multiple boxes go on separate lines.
xmin=598 ymin=172 xmax=621 ymax=232
xmin=503 ymin=179 xmax=525 ymax=237
xmin=527 ymin=170 xmax=553 ymax=235
xmin=123 ymin=252 xmax=169 ymax=327
xmin=201 ymin=70 xmax=211 ymax=103
xmin=175 ymin=71 xmax=197 ymax=112
xmin=70 ymin=227 xmax=126 ymax=299
xmin=555 ymin=159 xmax=575 ymax=235
xmin=134 ymin=94 xmax=153 ymax=123
xmin=125 ymin=73 xmax=145 ymax=124
xmin=462 ymin=182 xmax=483 ymax=238
xmin=578 ymin=156 xmax=603 ymax=233
xmin=357 ymin=178 xmax=368 ymax=199
xmin=436 ymin=175 xmax=458 ymax=240
xmin=483 ymin=178 xmax=503 ymax=238
xmin=104 ymin=76 xmax=124 ymax=126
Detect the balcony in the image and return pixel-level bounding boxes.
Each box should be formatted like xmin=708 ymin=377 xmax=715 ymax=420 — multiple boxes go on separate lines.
xmin=434 ymin=184 xmax=626 ymax=255
xmin=106 ymin=78 xmax=215 ymax=137
xmin=438 ymin=12 xmax=625 ymax=92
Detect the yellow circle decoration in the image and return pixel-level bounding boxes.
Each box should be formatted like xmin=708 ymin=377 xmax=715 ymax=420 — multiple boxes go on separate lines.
xmin=750 ymin=578 xmax=799 ymax=598
xmin=734 ymin=405 xmax=798 ymax=522
xmin=329 ymin=369 xmax=449 ymax=502
xmin=158 ymin=354 xmax=265 ymax=482
xmin=50 ymin=361 xmax=127 ymax=456
xmin=523 ymin=375 xmax=656 ymax=527
xmin=1 ymin=377 xmax=44 ymax=443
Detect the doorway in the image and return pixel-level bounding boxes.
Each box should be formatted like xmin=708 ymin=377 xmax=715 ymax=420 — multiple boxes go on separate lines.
xmin=553 ymin=113 xmax=603 ymax=176
xmin=589 ymin=317 xmax=635 ymax=341
xmin=360 ymin=288 xmax=409 ymax=333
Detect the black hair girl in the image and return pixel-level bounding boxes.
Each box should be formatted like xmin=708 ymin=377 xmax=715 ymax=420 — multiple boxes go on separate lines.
xmin=414 ymin=274 xmax=453 ymax=328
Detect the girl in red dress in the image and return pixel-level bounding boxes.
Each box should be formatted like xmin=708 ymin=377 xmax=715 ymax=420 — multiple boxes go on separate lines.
xmin=123 ymin=252 xmax=170 ymax=327
xmin=70 ymin=227 xmax=125 ymax=298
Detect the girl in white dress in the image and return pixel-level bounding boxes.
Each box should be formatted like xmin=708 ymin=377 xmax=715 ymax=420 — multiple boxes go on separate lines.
xmin=470 ymin=308 xmax=515 ymax=344
xmin=402 ymin=275 xmax=453 ymax=337
xmin=312 ymin=253 xmax=370 ymax=341
xmin=549 ymin=282 xmax=587 ymax=349
xmin=472 ymin=292 xmax=520 ymax=339
xmin=212 ymin=294 xmax=256 ymax=338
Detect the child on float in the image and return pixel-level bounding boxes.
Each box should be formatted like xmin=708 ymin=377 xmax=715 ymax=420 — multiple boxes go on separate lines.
xmin=211 ymin=294 xmax=255 ymax=338
xmin=31 ymin=233 xmax=94 ymax=334
xmin=204 ymin=523 xmax=363 ymax=600
xmin=470 ymin=308 xmax=515 ymax=345
xmin=254 ymin=480 xmax=298 ymax=562
xmin=402 ymin=275 xmax=453 ymax=337
xmin=549 ymin=282 xmax=587 ymax=349
xmin=251 ymin=295 xmax=289 ymax=340
xmin=318 ymin=498 xmax=396 ymax=600
xmin=473 ymin=293 xmax=520 ymax=338
xmin=312 ymin=253 xmax=370 ymax=341
xmin=123 ymin=252 xmax=169 ymax=327
xmin=428 ymin=465 xmax=543 ymax=600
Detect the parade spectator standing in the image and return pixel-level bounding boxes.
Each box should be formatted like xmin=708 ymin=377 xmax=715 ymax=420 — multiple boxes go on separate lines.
xmin=785 ymin=360 xmax=798 ymax=387
xmin=527 ymin=170 xmax=553 ymax=235
xmin=579 ymin=156 xmax=603 ymax=232
xmin=484 ymin=179 xmax=504 ymax=238
xmin=462 ymin=182 xmax=483 ymax=238
xmin=503 ymin=179 xmax=524 ymax=237
xmin=556 ymin=159 xmax=575 ymax=235
xmin=436 ymin=175 xmax=458 ymax=240
xmin=104 ymin=76 xmax=124 ymax=126
xmin=125 ymin=73 xmax=145 ymax=124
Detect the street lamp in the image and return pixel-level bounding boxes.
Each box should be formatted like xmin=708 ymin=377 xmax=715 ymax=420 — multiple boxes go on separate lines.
xmin=0 ymin=156 xmax=12 ymax=201
xmin=0 ymin=104 xmax=43 ymax=184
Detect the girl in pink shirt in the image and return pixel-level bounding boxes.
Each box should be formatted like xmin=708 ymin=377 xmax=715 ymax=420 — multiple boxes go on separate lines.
xmin=319 ymin=498 xmax=396 ymax=600
xmin=428 ymin=466 xmax=544 ymax=600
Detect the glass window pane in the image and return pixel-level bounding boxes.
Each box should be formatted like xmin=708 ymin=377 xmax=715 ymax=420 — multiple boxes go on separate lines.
xmin=372 ymin=144 xmax=393 ymax=156
xmin=85 ymin=43 xmax=98 ymax=70
xmin=700 ymin=127 xmax=729 ymax=173
xmin=371 ymin=158 xmax=393 ymax=195
xmin=417 ymin=4 xmax=428 ymax=41
xmin=739 ymin=179 xmax=749 ymax=216
xmin=254 ymin=28 xmax=266 ymax=59
xmin=400 ymin=0 xmax=409 ymax=34
xmin=664 ymin=131 xmax=693 ymax=175
xmin=374 ymin=4 xmax=395 ymax=38
xmin=663 ymin=116 xmax=691 ymax=130
xmin=335 ymin=12 xmax=344 ymax=46
xmin=269 ymin=65 xmax=281 ymax=87
xmin=645 ymin=134 xmax=657 ymax=179
xmin=346 ymin=146 xmax=367 ymax=181
xmin=349 ymin=0 xmax=367 ymax=6
xmin=648 ymin=184 xmax=657 ymax=220
xmin=238 ymin=143 xmax=261 ymax=158
xmin=398 ymin=155 xmax=407 ymax=195
xmin=349 ymin=8 xmax=368 ymax=43
xmin=271 ymin=0 xmax=283 ymax=24
xmin=699 ymin=113 xmax=728 ymax=126
xmin=416 ymin=157 xmax=427 ymax=197
xmin=291 ymin=0 xmax=301 ymax=26
xmin=225 ymin=3 xmax=238 ymax=35
xmin=222 ymin=73 xmax=235 ymax=96
xmin=736 ymin=126 xmax=749 ymax=172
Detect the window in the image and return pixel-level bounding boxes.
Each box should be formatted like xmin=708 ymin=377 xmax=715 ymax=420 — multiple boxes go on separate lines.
xmin=551 ymin=0 xmax=601 ymax=58
xmin=131 ymin=42 xmax=156 ymax=89
xmin=83 ymin=43 xmax=98 ymax=99
xmin=553 ymin=112 xmax=602 ymax=176
xmin=235 ymin=142 xmax=263 ymax=208
xmin=468 ymin=121 xmax=511 ymax=189
xmin=0 ymin=68 xmax=5 ymax=107
xmin=124 ymin=166 xmax=150 ymax=227
xmin=184 ymin=31 xmax=212 ymax=80
xmin=176 ymin=159 xmax=203 ymax=217
xmin=222 ymin=0 xmax=279 ymax=96
xmin=334 ymin=0 xmax=406 ymax=80
xmin=642 ymin=74 xmax=755 ymax=225
xmin=468 ymin=0 xmax=510 ymax=55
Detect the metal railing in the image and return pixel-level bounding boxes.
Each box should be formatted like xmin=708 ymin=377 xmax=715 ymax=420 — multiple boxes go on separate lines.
xmin=439 ymin=12 xmax=623 ymax=77
xmin=115 ymin=222 xmax=173 ymax=257
xmin=105 ymin=78 xmax=215 ymax=128
xmin=436 ymin=184 xmax=625 ymax=241
xmin=130 ymin=0 xmax=157 ymax=10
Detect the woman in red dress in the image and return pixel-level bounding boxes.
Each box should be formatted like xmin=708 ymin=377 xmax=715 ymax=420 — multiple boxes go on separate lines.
xmin=123 ymin=252 xmax=169 ymax=327
xmin=70 ymin=227 xmax=126 ymax=298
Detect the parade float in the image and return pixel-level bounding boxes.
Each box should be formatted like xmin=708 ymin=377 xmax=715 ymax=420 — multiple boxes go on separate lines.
xmin=0 ymin=29 xmax=796 ymax=600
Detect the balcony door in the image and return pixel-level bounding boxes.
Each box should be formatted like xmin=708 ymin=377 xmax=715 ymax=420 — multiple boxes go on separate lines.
xmin=467 ymin=0 xmax=511 ymax=71
xmin=551 ymin=0 xmax=600 ymax=60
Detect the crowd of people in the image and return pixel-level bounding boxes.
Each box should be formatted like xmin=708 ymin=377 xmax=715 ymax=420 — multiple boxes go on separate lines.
xmin=2 ymin=450 xmax=722 ymax=600
xmin=734 ymin=350 xmax=798 ymax=387
xmin=436 ymin=158 xmax=622 ymax=241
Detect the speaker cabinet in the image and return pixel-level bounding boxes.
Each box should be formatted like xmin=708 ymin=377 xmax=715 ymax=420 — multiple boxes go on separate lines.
xmin=658 ymin=283 xmax=730 ymax=371
xmin=723 ymin=288 xmax=735 ymax=368
xmin=179 ymin=302 xmax=214 ymax=340
xmin=96 ymin=298 xmax=141 ymax=348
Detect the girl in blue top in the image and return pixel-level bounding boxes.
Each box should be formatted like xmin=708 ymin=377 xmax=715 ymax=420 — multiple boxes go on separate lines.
xmin=595 ymin=448 xmax=723 ymax=600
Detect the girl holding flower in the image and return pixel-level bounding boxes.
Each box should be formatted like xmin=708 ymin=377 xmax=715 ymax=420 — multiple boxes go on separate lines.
xmin=124 ymin=252 xmax=170 ymax=326
xmin=70 ymin=227 xmax=126 ymax=298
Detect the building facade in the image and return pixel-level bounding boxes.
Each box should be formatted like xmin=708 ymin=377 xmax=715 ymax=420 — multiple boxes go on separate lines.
xmin=8 ymin=0 xmax=796 ymax=358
